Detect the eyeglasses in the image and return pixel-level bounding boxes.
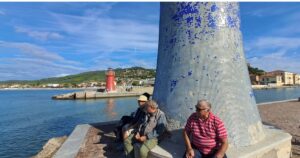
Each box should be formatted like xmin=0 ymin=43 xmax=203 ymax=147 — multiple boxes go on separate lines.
xmin=195 ymin=106 xmax=209 ymax=112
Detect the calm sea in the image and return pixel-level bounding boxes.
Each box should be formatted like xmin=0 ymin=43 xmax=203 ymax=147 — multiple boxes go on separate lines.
xmin=0 ymin=87 xmax=299 ymax=158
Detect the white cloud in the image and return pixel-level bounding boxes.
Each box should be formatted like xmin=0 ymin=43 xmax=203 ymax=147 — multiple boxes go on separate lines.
xmin=245 ymin=6 xmax=298 ymax=17
xmin=0 ymin=58 xmax=85 ymax=80
xmin=246 ymin=37 xmax=300 ymax=52
xmin=50 ymin=12 xmax=159 ymax=53
xmin=90 ymin=58 xmax=131 ymax=70
xmin=0 ymin=40 xmax=64 ymax=61
xmin=248 ymin=50 xmax=300 ymax=74
xmin=83 ymin=3 xmax=115 ymax=17
xmin=245 ymin=36 xmax=300 ymax=74
xmin=15 ymin=26 xmax=63 ymax=41
xmin=271 ymin=11 xmax=300 ymax=36
xmin=55 ymin=73 xmax=70 ymax=77
xmin=0 ymin=40 xmax=81 ymax=66
xmin=129 ymin=59 xmax=156 ymax=69
xmin=0 ymin=3 xmax=158 ymax=80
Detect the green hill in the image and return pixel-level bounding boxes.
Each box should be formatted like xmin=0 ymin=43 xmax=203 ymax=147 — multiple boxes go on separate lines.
xmin=0 ymin=67 xmax=156 ymax=86
xmin=0 ymin=65 xmax=265 ymax=87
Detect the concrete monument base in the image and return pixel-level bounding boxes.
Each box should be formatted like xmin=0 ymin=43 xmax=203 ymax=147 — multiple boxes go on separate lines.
xmin=226 ymin=126 xmax=292 ymax=158
xmin=157 ymin=125 xmax=292 ymax=158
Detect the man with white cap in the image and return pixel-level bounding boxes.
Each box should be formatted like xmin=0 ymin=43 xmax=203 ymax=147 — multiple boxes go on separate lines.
xmin=122 ymin=94 xmax=149 ymax=139
xmin=114 ymin=93 xmax=150 ymax=142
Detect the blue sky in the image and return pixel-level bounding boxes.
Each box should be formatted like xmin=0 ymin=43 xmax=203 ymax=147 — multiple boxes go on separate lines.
xmin=0 ymin=2 xmax=299 ymax=81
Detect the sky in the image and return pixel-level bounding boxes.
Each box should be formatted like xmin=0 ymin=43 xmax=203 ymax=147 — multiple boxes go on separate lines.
xmin=0 ymin=2 xmax=299 ymax=81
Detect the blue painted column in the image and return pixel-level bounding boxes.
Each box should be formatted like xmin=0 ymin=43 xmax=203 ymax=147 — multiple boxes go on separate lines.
xmin=153 ymin=2 xmax=265 ymax=147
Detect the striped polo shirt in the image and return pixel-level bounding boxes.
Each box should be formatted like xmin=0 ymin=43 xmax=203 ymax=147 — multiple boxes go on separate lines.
xmin=185 ymin=112 xmax=227 ymax=155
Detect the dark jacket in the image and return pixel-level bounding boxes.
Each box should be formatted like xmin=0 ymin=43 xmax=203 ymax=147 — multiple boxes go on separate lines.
xmin=131 ymin=107 xmax=146 ymax=125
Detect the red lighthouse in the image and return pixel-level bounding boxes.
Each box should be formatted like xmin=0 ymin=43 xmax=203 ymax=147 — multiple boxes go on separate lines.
xmin=106 ymin=68 xmax=116 ymax=92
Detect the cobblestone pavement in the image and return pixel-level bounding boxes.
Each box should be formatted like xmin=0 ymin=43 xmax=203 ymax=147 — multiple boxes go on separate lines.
xmin=76 ymin=124 xmax=124 ymax=158
xmin=258 ymin=100 xmax=300 ymax=158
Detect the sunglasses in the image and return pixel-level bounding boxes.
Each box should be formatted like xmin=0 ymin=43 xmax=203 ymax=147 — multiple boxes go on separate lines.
xmin=195 ymin=106 xmax=209 ymax=112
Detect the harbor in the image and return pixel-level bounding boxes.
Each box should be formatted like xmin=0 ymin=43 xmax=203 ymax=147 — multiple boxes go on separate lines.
xmin=51 ymin=87 xmax=153 ymax=100
xmin=1 ymin=2 xmax=300 ymax=158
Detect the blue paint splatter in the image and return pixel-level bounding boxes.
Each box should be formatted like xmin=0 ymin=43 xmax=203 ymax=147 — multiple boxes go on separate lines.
xmin=169 ymin=38 xmax=177 ymax=44
xmin=172 ymin=2 xmax=199 ymax=22
xmin=186 ymin=16 xmax=193 ymax=26
xmin=207 ymin=13 xmax=216 ymax=29
xmin=211 ymin=4 xmax=218 ymax=12
xmin=188 ymin=71 xmax=192 ymax=76
xmin=170 ymin=80 xmax=178 ymax=92
xmin=181 ymin=75 xmax=186 ymax=79
xmin=194 ymin=33 xmax=200 ymax=39
xmin=186 ymin=30 xmax=192 ymax=39
xmin=195 ymin=16 xmax=201 ymax=28
xmin=227 ymin=16 xmax=237 ymax=28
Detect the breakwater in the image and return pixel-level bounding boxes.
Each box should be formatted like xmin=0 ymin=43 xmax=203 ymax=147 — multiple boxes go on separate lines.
xmin=52 ymin=91 xmax=142 ymax=100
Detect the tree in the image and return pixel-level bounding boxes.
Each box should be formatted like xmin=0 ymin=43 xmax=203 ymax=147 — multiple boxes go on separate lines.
xmin=248 ymin=64 xmax=265 ymax=76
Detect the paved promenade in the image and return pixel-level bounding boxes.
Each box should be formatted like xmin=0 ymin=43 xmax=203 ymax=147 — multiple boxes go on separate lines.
xmin=54 ymin=100 xmax=300 ymax=158
xmin=258 ymin=100 xmax=300 ymax=158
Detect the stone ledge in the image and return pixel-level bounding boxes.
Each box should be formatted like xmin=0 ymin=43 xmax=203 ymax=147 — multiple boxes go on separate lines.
xmin=157 ymin=126 xmax=292 ymax=158
xmin=53 ymin=124 xmax=91 ymax=158
xmin=226 ymin=126 xmax=292 ymax=158
xmin=52 ymin=123 xmax=292 ymax=158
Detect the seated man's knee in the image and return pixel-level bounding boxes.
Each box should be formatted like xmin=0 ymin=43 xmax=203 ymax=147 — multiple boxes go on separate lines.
xmin=123 ymin=136 xmax=132 ymax=145
xmin=139 ymin=145 xmax=150 ymax=158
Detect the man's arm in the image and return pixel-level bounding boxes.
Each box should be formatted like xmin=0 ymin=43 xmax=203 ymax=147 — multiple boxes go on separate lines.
xmin=137 ymin=114 xmax=167 ymax=142
xmin=183 ymin=130 xmax=192 ymax=151
xmin=214 ymin=138 xmax=228 ymax=158
xmin=183 ymin=130 xmax=194 ymax=158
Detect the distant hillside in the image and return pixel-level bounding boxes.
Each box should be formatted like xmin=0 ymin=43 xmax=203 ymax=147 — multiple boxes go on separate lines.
xmin=0 ymin=65 xmax=265 ymax=86
xmin=0 ymin=67 xmax=156 ymax=86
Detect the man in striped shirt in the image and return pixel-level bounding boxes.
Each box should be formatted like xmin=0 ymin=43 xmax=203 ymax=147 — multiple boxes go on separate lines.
xmin=183 ymin=100 xmax=228 ymax=158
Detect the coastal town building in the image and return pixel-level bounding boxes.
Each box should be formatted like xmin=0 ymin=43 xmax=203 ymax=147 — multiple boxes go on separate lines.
xmin=283 ymin=72 xmax=294 ymax=85
xmin=266 ymin=70 xmax=294 ymax=85
xmin=250 ymin=74 xmax=260 ymax=85
xmin=294 ymin=74 xmax=300 ymax=85
xmin=260 ymin=74 xmax=283 ymax=86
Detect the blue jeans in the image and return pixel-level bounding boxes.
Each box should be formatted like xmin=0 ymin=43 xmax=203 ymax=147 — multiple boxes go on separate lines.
xmin=183 ymin=149 xmax=227 ymax=158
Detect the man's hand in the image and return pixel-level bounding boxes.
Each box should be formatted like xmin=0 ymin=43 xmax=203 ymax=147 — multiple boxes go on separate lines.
xmin=139 ymin=136 xmax=147 ymax=142
xmin=185 ymin=148 xmax=194 ymax=158
xmin=214 ymin=137 xmax=228 ymax=158
xmin=214 ymin=153 xmax=224 ymax=158
xmin=135 ymin=133 xmax=147 ymax=142
xmin=135 ymin=132 xmax=140 ymax=140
